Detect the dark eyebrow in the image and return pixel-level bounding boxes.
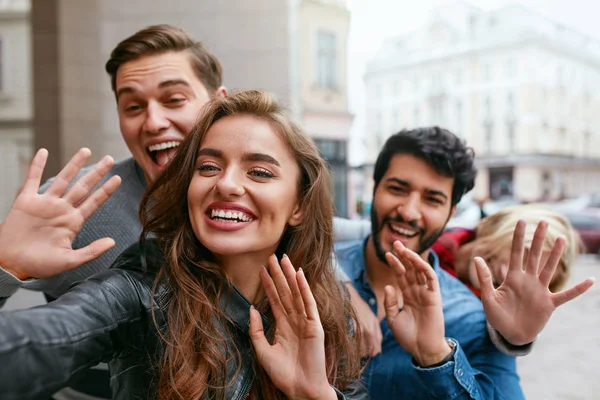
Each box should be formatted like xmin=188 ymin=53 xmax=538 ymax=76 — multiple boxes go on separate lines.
xmin=158 ymin=79 xmax=191 ymax=90
xmin=197 ymin=148 xmax=281 ymax=167
xmin=116 ymin=79 xmax=192 ymax=101
xmin=197 ymin=148 xmax=222 ymax=158
xmin=386 ymin=177 xmax=449 ymax=200
xmin=242 ymin=153 xmax=281 ymax=167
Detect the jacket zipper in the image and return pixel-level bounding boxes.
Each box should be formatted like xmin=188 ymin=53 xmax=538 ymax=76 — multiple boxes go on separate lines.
xmin=236 ymin=377 xmax=252 ymax=400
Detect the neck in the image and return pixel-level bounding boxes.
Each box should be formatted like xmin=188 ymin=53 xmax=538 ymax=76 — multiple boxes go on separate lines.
xmin=453 ymin=241 xmax=475 ymax=281
xmin=217 ymin=251 xmax=273 ymax=304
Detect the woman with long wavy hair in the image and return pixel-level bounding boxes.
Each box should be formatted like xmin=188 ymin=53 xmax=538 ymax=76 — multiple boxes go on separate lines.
xmin=0 ymin=90 xmax=366 ymax=399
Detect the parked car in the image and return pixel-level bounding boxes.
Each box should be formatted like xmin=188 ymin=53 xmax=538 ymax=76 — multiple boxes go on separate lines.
xmin=564 ymin=209 xmax=600 ymax=254
xmin=552 ymin=194 xmax=600 ymax=213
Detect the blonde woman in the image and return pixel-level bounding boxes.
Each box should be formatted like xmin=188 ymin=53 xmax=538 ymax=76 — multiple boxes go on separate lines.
xmin=434 ymin=203 xmax=580 ymax=295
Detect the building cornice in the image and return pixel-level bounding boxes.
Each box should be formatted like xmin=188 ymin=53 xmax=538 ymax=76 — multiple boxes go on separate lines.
xmin=476 ymin=153 xmax=600 ymax=168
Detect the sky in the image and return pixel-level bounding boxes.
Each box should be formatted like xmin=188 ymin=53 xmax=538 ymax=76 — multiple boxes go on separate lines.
xmin=345 ymin=0 xmax=600 ymax=165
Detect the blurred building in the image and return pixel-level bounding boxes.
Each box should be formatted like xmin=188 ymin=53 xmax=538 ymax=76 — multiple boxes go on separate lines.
xmin=360 ymin=2 xmax=600 ymax=205
xmin=24 ymin=0 xmax=352 ymax=218
xmin=0 ymin=0 xmax=31 ymax=219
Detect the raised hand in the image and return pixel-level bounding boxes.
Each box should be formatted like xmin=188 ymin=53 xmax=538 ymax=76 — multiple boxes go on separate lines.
xmin=475 ymin=220 xmax=595 ymax=346
xmin=249 ymin=254 xmax=337 ymax=400
xmin=0 ymin=148 xmax=122 ymax=280
xmin=383 ymin=241 xmax=452 ymax=367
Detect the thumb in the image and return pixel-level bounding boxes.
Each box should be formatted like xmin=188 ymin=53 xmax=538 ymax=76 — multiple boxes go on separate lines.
xmin=474 ymin=257 xmax=495 ymax=302
xmin=383 ymin=285 xmax=401 ymax=322
xmin=248 ymin=306 xmax=271 ymax=360
xmin=69 ymin=238 xmax=116 ymax=270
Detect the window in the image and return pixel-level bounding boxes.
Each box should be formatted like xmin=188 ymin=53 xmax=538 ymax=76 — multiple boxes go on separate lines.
xmin=0 ymin=37 xmax=4 ymax=92
xmin=456 ymin=100 xmax=463 ymax=134
xmin=392 ymin=110 xmax=400 ymax=129
xmin=507 ymin=121 xmax=516 ymax=152
xmin=314 ymin=139 xmax=348 ymax=217
xmin=506 ymin=92 xmax=517 ymax=118
xmin=374 ymin=84 xmax=382 ymax=101
xmin=431 ymin=72 xmax=442 ymax=91
xmin=455 ymin=69 xmax=462 ymax=86
xmin=374 ymin=111 xmax=383 ymax=146
xmin=504 ymin=58 xmax=516 ymax=78
xmin=430 ymin=101 xmax=444 ymax=125
xmin=484 ymin=123 xmax=493 ymax=153
xmin=315 ymin=31 xmax=337 ymax=89
xmin=393 ymin=80 xmax=400 ymax=96
xmin=483 ymin=63 xmax=491 ymax=81
xmin=484 ymin=95 xmax=493 ymax=120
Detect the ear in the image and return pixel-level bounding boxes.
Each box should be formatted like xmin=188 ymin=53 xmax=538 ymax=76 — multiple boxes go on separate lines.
xmin=215 ymin=86 xmax=228 ymax=97
xmin=287 ymin=202 xmax=304 ymax=227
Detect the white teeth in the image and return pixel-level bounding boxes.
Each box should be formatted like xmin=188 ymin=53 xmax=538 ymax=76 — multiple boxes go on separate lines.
xmin=210 ymin=209 xmax=253 ymax=222
xmin=390 ymin=225 xmax=417 ymax=236
xmin=148 ymin=141 xmax=181 ymax=152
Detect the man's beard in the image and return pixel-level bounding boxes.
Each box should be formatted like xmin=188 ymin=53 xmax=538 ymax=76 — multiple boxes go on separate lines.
xmin=370 ymin=207 xmax=448 ymax=263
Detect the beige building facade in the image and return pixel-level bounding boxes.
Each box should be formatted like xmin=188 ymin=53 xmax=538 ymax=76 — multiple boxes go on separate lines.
xmin=21 ymin=0 xmax=353 ymax=218
xmin=0 ymin=0 xmax=32 ymax=219
xmin=361 ymin=3 xmax=600 ymax=204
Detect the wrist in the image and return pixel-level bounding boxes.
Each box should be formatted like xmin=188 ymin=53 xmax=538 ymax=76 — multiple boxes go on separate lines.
xmin=415 ymin=339 xmax=454 ymax=367
xmin=0 ymin=254 xmax=29 ymax=281
xmin=295 ymin=384 xmax=337 ymax=400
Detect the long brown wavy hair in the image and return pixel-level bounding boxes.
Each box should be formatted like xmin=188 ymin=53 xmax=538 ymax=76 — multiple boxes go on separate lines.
xmin=139 ymin=90 xmax=361 ymax=399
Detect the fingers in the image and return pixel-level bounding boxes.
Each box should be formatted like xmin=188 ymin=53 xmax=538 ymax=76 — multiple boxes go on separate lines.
xmin=392 ymin=241 xmax=438 ymax=291
xmin=77 ymin=176 xmax=122 ymax=221
xmin=297 ymin=268 xmax=320 ymax=322
xmin=508 ymin=220 xmax=526 ymax=273
xmin=69 ymin=238 xmax=116 ymax=270
xmin=551 ymin=277 xmax=595 ymax=308
xmin=45 ymin=148 xmax=92 ymax=197
xmin=474 ymin=257 xmax=496 ymax=302
xmin=280 ymin=255 xmax=306 ymax=316
xmin=22 ymin=149 xmax=48 ymax=194
xmin=267 ymin=254 xmax=296 ymax=315
xmin=248 ymin=306 xmax=271 ymax=356
xmin=64 ymin=155 xmax=115 ymax=205
xmin=525 ymin=221 xmax=549 ymax=275
xmin=538 ymin=236 xmax=565 ymax=287
xmin=383 ymin=285 xmax=401 ymax=321
xmin=259 ymin=265 xmax=287 ymax=321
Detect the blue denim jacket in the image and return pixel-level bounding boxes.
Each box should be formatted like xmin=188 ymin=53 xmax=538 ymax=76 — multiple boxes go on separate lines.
xmin=335 ymin=239 xmax=525 ymax=400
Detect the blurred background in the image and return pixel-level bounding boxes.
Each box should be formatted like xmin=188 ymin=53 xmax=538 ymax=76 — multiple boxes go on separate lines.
xmin=0 ymin=0 xmax=598 ymax=398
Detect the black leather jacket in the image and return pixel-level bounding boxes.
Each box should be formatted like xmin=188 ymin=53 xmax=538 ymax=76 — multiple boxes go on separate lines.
xmin=0 ymin=242 xmax=369 ymax=400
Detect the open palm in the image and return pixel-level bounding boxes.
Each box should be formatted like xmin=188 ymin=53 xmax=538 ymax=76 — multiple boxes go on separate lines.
xmin=384 ymin=241 xmax=451 ymax=367
xmin=0 ymin=148 xmax=121 ymax=280
xmin=475 ymin=220 xmax=595 ymax=346
xmin=249 ymin=255 xmax=336 ymax=400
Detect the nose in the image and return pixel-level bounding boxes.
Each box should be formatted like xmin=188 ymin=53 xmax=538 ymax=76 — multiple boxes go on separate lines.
xmin=143 ymin=102 xmax=170 ymax=135
xmin=398 ymin=192 xmax=422 ymax=222
xmin=215 ymin=168 xmax=245 ymax=198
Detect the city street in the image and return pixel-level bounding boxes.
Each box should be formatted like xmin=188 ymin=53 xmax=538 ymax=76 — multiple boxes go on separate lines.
xmin=3 ymin=256 xmax=599 ymax=399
